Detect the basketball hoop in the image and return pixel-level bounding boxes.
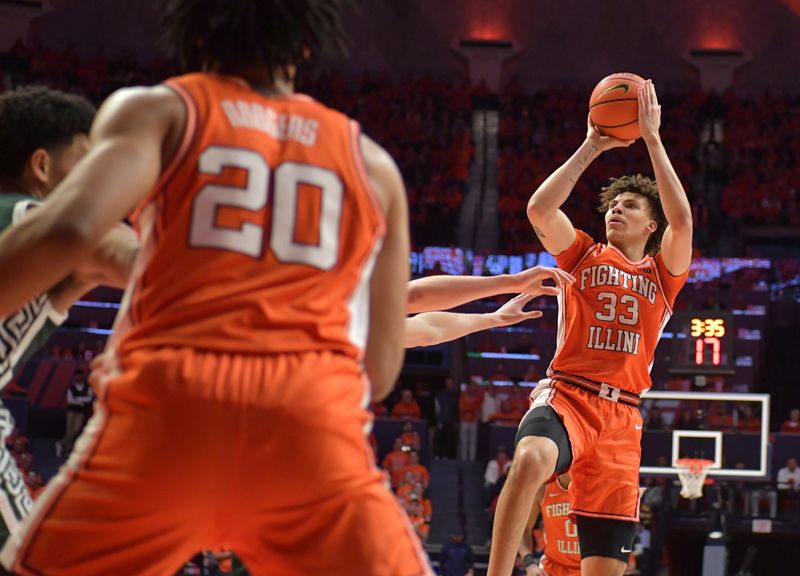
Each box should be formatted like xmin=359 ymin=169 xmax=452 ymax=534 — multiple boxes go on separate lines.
xmin=675 ymin=458 xmax=714 ymax=499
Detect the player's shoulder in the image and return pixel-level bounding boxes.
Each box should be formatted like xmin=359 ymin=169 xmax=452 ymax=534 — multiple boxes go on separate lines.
xmin=96 ymin=84 xmax=184 ymax=132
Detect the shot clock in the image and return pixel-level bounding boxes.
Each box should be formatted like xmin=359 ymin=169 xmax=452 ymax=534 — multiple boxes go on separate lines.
xmin=669 ymin=311 xmax=735 ymax=374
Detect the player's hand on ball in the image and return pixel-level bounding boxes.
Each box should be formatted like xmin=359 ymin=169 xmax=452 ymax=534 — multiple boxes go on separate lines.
xmin=638 ymin=79 xmax=661 ymax=143
xmin=586 ymin=112 xmax=635 ymax=152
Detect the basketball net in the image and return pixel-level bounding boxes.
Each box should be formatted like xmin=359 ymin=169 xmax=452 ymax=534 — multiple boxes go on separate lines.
xmin=675 ymin=458 xmax=714 ymax=499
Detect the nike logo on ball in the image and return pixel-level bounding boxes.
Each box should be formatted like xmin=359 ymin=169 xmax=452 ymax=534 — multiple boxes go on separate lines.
xmin=635 ymin=424 xmax=643 ymax=430
xmin=598 ymin=83 xmax=630 ymax=97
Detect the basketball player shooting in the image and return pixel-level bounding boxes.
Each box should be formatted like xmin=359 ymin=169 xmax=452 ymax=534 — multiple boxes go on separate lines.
xmin=487 ymin=79 xmax=693 ymax=576
xmin=0 ymin=1 xmax=434 ymax=574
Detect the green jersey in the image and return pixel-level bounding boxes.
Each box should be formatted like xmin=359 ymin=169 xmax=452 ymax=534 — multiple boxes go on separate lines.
xmin=0 ymin=194 xmax=67 ymax=389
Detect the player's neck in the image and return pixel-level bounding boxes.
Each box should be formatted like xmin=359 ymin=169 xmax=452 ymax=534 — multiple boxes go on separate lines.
xmin=210 ymin=63 xmax=296 ymax=97
xmin=0 ymin=176 xmax=45 ymax=199
xmin=608 ymin=239 xmax=646 ymax=262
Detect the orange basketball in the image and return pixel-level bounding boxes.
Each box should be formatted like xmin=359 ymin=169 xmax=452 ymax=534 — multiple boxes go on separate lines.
xmin=589 ymin=72 xmax=646 ymax=140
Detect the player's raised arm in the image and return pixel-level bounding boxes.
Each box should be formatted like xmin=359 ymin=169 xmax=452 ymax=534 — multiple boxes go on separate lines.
xmin=527 ymin=114 xmax=635 ymax=255
xmin=361 ymin=134 xmax=410 ymax=401
xmin=0 ymin=86 xmax=183 ymax=317
xmin=407 ymin=266 xmax=574 ymax=314
xmin=639 ymin=80 xmax=693 ymax=274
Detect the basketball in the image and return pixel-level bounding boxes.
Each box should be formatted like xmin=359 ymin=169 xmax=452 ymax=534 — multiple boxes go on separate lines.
xmin=589 ymin=72 xmax=646 ymax=140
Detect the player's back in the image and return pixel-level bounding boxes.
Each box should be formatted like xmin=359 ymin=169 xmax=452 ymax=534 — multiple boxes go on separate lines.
xmin=116 ymin=73 xmax=383 ymax=360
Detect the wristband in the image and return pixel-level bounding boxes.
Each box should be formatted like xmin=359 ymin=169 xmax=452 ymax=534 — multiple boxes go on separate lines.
xmin=522 ymin=553 xmax=538 ymax=568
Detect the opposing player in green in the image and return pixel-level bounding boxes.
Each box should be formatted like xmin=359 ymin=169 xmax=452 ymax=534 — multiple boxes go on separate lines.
xmin=0 ymin=86 xmax=135 ymax=542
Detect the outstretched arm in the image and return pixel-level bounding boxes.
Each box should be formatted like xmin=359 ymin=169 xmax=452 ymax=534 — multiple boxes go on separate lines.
xmin=639 ymin=80 xmax=693 ymax=274
xmin=405 ymin=293 xmax=544 ymax=348
xmin=527 ymin=115 xmax=635 ymax=255
xmin=407 ymin=266 xmax=573 ymax=314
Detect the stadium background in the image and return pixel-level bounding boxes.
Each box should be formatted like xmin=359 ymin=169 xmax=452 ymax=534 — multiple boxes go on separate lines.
xmin=1 ymin=0 xmax=800 ymax=574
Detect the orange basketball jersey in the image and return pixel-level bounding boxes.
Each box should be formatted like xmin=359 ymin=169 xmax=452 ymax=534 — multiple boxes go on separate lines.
xmin=539 ymin=478 xmax=581 ymax=572
xmin=115 ymin=73 xmax=384 ymax=359
xmin=549 ymin=230 xmax=687 ymax=395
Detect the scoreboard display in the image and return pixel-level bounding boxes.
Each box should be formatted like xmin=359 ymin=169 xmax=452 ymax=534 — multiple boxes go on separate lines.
xmin=669 ymin=310 xmax=735 ymax=375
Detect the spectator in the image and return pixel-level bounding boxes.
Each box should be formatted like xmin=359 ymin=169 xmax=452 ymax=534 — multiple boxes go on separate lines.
xmin=521 ymin=362 xmax=541 ymax=383
xmin=459 ymin=384 xmax=481 ymax=461
xmin=439 ymin=530 xmax=475 ymax=576
xmin=369 ymin=400 xmax=387 ymax=418
xmin=707 ymin=403 xmax=734 ymax=431
xmin=415 ymin=381 xmax=437 ymax=455
xmin=398 ymin=481 xmax=433 ymax=521
xmin=780 ymin=408 xmax=800 ymax=434
xmin=508 ymin=333 xmax=536 ymax=355
xmin=382 ymin=438 xmax=409 ymax=488
xmin=25 ymin=470 xmax=43 ymax=500
xmin=367 ymin=432 xmax=378 ymax=457
xmin=489 ymin=363 xmax=510 ymax=383
xmin=435 ymin=377 xmax=460 ymax=459
xmin=489 ymin=400 xmax=523 ymax=427
xmin=479 ymin=384 xmax=500 ymax=460
xmin=406 ymin=498 xmax=430 ymax=542
xmin=480 ymin=384 xmax=499 ymax=424
xmin=400 ymin=420 xmax=422 ymax=451
xmin=396 ymin=474 xmax=417 ymax=502
xmin=391 ymin=389 xmax=421 ymax=420
xmin=645 ymin=406 xmax=665 ymax=430
xmin=55 ymin=369 xmax=95 ymax=458
xmin=484 ymin=446 xmax=511 ymax=504
xmin=736 ymin=404 xmax=761 ymax=433
xmin=673 ymin=408 xmax=701 ymax=430
xmin=777 ymin=457 xmax=800 ymax=491
xmin=400 ymin=450 xmax=430 ymax=489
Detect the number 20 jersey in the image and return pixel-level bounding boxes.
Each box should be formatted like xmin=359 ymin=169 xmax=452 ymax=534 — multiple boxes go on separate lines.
xmin=115 ymin=73 xmax=385 ymax=361
xmin=548 ymin=230 xmax=688 ymax=395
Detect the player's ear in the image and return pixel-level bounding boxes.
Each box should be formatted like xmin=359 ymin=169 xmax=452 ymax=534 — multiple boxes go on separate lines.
xmin=28 ymin=148 xmax=51 ymax=186
xmin=647 ymin=219 xmax=657 ymax=233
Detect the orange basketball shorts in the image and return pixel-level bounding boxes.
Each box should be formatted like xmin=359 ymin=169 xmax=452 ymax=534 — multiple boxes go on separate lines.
xmin=1 ymin=347 xmax=431 ymax=576
xmin=542 ymin=380 xmax=644 ymax=522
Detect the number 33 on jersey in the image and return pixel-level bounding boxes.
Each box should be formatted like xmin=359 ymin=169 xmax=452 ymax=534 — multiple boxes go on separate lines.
xmin=549 ymin=230 xmax=688 ymax=395
xmin=116 ymin=74 xmax=384 ymax=360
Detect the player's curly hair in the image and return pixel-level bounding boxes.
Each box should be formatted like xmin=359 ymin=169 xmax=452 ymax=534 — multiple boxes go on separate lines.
xmin=597 ymin=174 xmax=667 ymax=256
xmin=157 ymin=0 xmax=354 ymax=77
xmin=0 ymin=86 xmax=95 ymax=182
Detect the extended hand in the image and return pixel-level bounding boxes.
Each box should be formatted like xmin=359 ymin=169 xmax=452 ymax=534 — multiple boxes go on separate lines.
xmin=638 ymin=79 xmax=661 ymax=143
xmin=512 ymin=266 xmax=575 ymax=297
xmin=585 ymin=111 xmax=636 ymax=152
xmin=493 ymin=294 xmax=543 ymax=325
